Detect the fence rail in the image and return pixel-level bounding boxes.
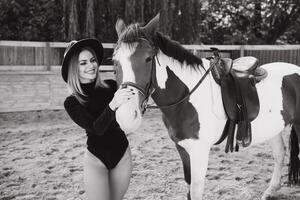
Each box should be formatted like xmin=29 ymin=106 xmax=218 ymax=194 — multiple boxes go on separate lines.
xmin=1 ymin=41 xmax=300 ymax=69
xmin=0 ymin=41 xmax=300 ymax=113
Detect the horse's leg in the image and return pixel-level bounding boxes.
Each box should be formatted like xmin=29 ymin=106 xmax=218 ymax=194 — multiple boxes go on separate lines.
xmin=175 ymin=144 xmax=191 ymax=199
xmin=288 ymin=125 xmax=300 ymax=184
xmin=178 ymin=139 xmax=210 ymax=200
xmin=261 ymin=131 xmax=286 ymax=200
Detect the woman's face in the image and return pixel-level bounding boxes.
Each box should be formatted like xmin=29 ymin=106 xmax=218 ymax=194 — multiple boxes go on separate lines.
xmin=78 ymin=49 xmax=98 ymax=83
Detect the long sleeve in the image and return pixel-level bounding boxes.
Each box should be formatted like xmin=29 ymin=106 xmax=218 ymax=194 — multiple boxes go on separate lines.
xmin=64 ymin=96 xmax=116 ymax=136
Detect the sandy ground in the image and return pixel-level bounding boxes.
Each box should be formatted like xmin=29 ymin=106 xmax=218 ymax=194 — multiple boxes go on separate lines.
xmin=0 ymin=109 xmax=299 ymax=200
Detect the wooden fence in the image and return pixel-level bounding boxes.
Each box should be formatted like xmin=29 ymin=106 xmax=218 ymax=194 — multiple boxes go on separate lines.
xmin=0 ymin=41 xmax=300 ymax=112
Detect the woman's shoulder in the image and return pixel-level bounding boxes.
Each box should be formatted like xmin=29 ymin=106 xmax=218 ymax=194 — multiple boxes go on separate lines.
xmin=64 ymin=95 xmax=79 ymax=108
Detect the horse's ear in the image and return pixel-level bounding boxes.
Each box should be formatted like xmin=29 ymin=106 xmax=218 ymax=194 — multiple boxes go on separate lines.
xmin=115 ymin=18 xmax=126 ymax=38
xmin=141 ymin=13 xmax=160 ymax=37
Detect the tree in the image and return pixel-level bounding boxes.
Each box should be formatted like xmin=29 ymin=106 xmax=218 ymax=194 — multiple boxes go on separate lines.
xmin=0 ymin=0 xmax=63 ymax=41
xmin=67 ymin=0 xmax=80 ymax=40
xmin=208 ymin=0 xmax=300 ymax=44
xmin=85 ymin=0 xmax=96 ymax=38
xmin=1 ymin=0 xmax=300 ymax=44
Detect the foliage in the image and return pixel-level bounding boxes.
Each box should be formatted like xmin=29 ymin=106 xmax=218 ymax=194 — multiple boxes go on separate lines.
xmin=207 ymin=0 xmax=300 ymax=44
xmin=0 ymin=0 xmax=299 ymax=44
xmin=0 ymin=0 xmax=63 ymax=41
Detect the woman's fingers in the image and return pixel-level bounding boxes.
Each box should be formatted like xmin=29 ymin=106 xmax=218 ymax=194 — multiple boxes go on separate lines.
xmin=116 ymin=88 xmax=136 ymax=98
xmin=110 ymin=88 xmax=138 ymax=110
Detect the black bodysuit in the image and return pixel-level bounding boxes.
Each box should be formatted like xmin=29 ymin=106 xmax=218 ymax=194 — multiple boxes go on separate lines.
xmin=64 ymin=80 xmax=128 ymax=169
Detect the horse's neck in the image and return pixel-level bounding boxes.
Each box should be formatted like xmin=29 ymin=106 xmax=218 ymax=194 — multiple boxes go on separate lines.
xmin=152 ymin=51 xmax=213 ymax=107
xmin=155 ymin=50 xmax=202 ymax=90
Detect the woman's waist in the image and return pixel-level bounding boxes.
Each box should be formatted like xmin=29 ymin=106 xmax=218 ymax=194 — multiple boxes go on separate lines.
xmin=86 ymin=128 xmax=128 ymax=148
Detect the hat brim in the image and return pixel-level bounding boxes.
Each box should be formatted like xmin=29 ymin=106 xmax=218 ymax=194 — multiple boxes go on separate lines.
xmin=61 ymin=38 xmax=104 ymax=82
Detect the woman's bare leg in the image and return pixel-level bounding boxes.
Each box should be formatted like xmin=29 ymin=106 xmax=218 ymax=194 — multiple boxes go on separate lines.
xmin=109 ymin=147 xmax=132 ymax=200
xmin=84 ymin=149 xmax=110 ymax=200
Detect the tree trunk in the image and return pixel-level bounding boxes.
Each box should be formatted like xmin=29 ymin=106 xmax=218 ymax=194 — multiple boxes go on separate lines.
xmin=160 ymin=0 xmax=173 ymax=36
xmin=85 ymin=0 xmax=95 ymax=38
xmin=68 ymin=0 xmax=80 ymax=40
xmin=62 ymin=0 xmax=68 ymax=40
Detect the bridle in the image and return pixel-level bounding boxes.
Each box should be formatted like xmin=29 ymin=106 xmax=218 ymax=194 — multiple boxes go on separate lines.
xmin=119 ymin=38 xmax=219 ymax=114
xmin=121 ymin=50 xmax=157 ymax=114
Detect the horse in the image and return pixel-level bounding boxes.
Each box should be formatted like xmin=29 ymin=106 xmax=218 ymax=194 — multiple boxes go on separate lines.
xmin=112 ymin=14 xmax=300 ymax=200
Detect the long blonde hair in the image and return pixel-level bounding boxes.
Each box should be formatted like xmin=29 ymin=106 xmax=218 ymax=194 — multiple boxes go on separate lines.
xmin=67 ymin=47 xmax=108 ymax=104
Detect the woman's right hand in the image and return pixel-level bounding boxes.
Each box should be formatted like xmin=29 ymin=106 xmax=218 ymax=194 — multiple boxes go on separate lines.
xmin=109 ymin=88 xmax=136 ymax=111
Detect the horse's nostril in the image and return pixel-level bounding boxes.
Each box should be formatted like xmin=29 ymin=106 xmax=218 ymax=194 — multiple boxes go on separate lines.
xmin=134 ymin=110 xmax=138 ymax=119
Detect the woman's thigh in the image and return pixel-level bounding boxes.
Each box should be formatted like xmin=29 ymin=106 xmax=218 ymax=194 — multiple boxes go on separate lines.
xmin=109 ymin=147 xmax=133 ymax=200
xmin=84 ymin=149 xmax=110 ymax=200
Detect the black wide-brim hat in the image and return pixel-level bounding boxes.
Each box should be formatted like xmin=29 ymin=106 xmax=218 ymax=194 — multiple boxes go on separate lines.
xmin=61 ymin=38 xmax=104 ymax=82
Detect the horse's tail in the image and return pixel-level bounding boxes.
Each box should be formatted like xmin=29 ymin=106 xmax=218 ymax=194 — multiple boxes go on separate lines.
xmin=288 ymin=125 xmax=300 ymax=184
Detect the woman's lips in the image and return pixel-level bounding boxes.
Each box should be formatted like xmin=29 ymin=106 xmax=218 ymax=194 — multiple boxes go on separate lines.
xmin=85 ymin=68 xmax=96 ymax=74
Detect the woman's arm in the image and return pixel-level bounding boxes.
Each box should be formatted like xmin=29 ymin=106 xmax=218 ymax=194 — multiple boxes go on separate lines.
xmin=64 ymin=96 xmax=115 ymax=135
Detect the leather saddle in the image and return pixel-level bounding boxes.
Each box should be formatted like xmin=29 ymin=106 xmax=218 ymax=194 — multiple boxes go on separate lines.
xmin=210 ymin=49 xmax=268 ymax=152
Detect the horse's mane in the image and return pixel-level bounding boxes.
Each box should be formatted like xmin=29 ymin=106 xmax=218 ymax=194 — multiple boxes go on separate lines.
xmin=153 ymin=32 xmax=203 ymax=70
xmin=115 ymin=23 xmax=204 ymax=71
xmin=116 ymin=23 xmax=142 ymax=50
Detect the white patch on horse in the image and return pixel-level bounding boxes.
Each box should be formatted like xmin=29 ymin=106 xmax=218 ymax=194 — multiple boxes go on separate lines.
xmin=156 ymin=50 xmax=202 ymax=89
xmin=250 ymin=63 xmax=299 ymax=144
xmin=113 ymin=43 xmax=138 ymax=83
xmin=202 ymin=58 xmax=227 ymax=119
xmin=155 ymin=51 xmax=168 ymax=89
xmin=178 ymin=138 xmax=210 ymax=199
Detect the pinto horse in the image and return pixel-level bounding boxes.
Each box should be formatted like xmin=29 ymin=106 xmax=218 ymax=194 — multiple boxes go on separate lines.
xmin=113 ymin=14 xmax=300 ymax=200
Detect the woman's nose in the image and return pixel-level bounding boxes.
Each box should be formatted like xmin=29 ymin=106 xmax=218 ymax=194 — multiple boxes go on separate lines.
xmin=86 ymin=62 xmax=93 ymax=68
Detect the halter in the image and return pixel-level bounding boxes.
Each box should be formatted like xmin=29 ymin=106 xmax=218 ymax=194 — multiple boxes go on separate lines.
xmin=119 ymin=38 xmax=217 ymax=114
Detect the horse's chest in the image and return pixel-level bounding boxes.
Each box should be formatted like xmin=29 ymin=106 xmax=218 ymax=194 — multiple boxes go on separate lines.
xmin=161 ymin=102 xmax=200 ymax=142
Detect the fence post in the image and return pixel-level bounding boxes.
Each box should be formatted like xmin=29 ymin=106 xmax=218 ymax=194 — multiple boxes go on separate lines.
xmin=240 ymin=45 xmax=245 ymax=57
xmin=45 ymin=42 xmax=51 ymax=71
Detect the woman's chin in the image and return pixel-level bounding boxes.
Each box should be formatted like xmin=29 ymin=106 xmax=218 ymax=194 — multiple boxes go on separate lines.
xmin=116 ymin=104 xmax=142 ymax=133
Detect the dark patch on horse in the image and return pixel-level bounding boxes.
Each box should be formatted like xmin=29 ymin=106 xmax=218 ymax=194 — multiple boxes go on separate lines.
xmin=154 ymin=32 xmax=204 ymax=70
xmin=176 ymin=144 xmax=191 ymax=185
xmin=281 ymin=73 xmax=300 ymax=125
xmin=281 ymin=73 xmax=300 ymax=184
xmin=289 ymin=126 xmax=300 ymax=184
xmin=152 ymin=67 xmax=200 ymax=142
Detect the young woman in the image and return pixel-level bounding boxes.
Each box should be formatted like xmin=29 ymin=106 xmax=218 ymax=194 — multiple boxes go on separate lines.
xmin=61 ymin=38 xmax=134 ymax=200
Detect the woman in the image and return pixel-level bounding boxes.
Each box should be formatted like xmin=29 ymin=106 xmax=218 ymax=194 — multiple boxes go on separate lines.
xmin=61 ymin=38 xmax=134 ymax=200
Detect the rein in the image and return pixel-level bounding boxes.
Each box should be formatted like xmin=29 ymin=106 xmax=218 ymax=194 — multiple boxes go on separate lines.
xmin=147 ymin=62 xmax=213 ymax=109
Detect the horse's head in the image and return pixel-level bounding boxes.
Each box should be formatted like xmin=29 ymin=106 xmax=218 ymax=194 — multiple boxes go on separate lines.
xmin=113 ymin=14 xmax=160 ymax=133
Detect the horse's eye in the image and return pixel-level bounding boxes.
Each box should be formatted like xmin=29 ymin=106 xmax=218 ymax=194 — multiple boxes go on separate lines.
xmin=145 ymin=57 xmax=152 ymax=63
